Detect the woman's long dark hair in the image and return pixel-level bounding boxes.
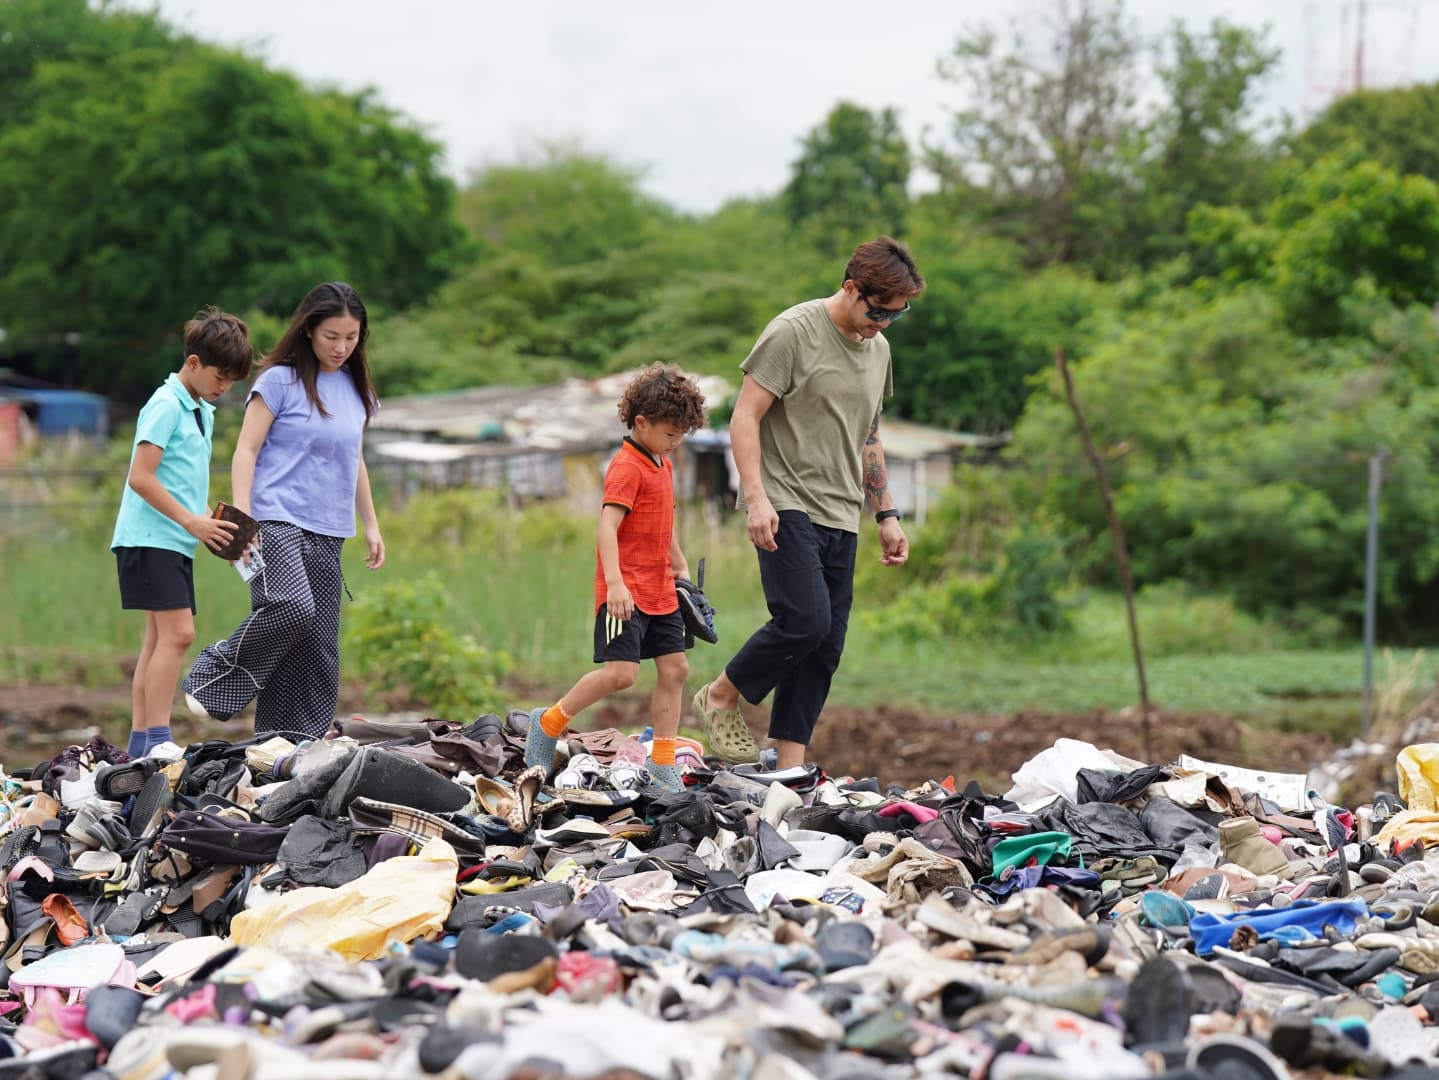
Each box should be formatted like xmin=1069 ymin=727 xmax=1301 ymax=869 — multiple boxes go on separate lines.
xmin=261 ymin=281 xmax=379 ymax=421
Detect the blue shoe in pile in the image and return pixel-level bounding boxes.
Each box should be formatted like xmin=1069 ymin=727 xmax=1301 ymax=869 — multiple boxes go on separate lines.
xmin=524 ymin=707 xmax=557 ymax=778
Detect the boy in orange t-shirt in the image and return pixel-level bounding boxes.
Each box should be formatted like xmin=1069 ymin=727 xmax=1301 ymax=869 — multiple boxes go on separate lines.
xmin=524 ymin=364 xmax=707 ymax=793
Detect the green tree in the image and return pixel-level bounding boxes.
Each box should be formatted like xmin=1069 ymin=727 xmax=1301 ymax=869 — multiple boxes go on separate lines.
xmin=1294 ymin=84 xmax=1439 ymax=183
xmin=890 ymin=207 xmax=1111 ymax=431
xmin=1134 ymin=20 xmax=1280 ymax=264
xmin=929 ymin=0 xmax=1142 ymax=270
xmin=781 ymin=102 xmax=911 ymax=250
xmin=372 ymin=151 xmax=829 ymax=393
xmin=1269 ymin=153 xmax=1439 ymax=336
xmin=1012 ymin=289 xmax=1439 ymax=633
xmin=0 ymin=0 xmax=172 ymax=130
xmin=384 ymin=148 xmax=685 ymax=384
xmin=929 ymin=5 xmax=1280 ymax=276
xmin=1184 ymin=204 xmax=1278 ymax=288
xmin=1187 ymin=152 xmax=1439 ymax=336
xmin=0 ymin=2 xmax=464 ymax=398
xmin=457 ymin=143 xmax=668 ymax=267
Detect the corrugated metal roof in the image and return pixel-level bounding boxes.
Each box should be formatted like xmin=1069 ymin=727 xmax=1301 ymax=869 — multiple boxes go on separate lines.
xmin=371 ymin=370 xmax=1007 ymax=461
xmin=372 ymin=372 xmax=731 ymax=451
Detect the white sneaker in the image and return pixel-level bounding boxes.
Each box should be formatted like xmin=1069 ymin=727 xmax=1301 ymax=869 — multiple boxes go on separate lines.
xmin=146 ymin=741 xmax=185 ymax=761
xmin=58 ymin=773 xmax=100 ymax=811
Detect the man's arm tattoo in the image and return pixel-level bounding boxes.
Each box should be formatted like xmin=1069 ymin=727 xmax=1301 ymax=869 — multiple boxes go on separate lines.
xmin=863 ymin=408 xmax=888 ymax=508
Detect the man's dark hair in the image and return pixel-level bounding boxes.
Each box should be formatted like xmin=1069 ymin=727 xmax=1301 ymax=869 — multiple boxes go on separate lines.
xmin=843 ymin=236 xmax=925 ymax=301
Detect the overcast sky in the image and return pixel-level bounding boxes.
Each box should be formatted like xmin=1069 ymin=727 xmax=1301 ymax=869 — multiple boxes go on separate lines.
xmin=130 ymin=0 xmax=1439 ymax=213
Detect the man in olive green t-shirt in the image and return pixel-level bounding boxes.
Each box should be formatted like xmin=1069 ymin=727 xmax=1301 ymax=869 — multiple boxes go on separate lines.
xmin=692 ymin=237 xmax=925 ymax=769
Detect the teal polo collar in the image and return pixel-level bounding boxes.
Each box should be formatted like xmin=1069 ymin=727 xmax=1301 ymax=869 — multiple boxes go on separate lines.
xmin=164 ymin=372 xmax=215 ymax=434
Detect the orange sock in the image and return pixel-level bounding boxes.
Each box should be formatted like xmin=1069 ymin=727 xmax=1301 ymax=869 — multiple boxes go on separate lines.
xmin=540 ymin=703 xmax=570 ymax=738
xmin=651 ymin=736 xmax=676 ymax=766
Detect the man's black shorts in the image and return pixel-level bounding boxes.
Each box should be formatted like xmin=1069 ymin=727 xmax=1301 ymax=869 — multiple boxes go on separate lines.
xmin=592 ymin=607 xmax=686 ymax=663
xmin=116 ymin=547 xmax=196 ymax=613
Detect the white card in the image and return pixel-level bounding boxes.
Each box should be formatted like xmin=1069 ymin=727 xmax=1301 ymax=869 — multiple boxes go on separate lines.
xmin=235 ymin=542 xmax=265 ymax=583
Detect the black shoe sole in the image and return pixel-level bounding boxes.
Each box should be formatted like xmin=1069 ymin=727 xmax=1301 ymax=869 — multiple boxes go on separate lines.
xmin=128 ymin=771 xmax=173 ymax=837
xmin=96 ymin=760 xmax=158 ymax=801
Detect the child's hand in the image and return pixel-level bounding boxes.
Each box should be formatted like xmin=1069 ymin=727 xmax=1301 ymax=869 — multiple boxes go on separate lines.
xmin=672 ymin=561 xmax=690 ymax=582
xmin=189 ymin=512 xmax=237 ymax=553
xmin=606 ymin=584 xmax=634 ymax=622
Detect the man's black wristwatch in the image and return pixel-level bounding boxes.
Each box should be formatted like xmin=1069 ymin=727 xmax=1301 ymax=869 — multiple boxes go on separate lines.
xmin=875 ymin=509 xmax=901 ymax=524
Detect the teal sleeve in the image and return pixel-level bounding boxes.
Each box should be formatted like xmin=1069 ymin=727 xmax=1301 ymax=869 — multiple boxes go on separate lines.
xmin=134 ymin=395 xmax=182 ymax=450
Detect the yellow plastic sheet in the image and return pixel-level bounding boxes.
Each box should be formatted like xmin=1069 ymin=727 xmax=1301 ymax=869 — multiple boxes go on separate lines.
xmin=229 ymin=838 xmax=457 ymax=962
xmin=1373 ymin=809 xmax=1439 ymax=852
xmin=1397 ymin=744 xmax=1439 ymax=813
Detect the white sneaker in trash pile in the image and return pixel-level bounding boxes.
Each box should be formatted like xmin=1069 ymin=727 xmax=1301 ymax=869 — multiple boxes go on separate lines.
xmin=145 ymin=740 xmax=185 ymax=762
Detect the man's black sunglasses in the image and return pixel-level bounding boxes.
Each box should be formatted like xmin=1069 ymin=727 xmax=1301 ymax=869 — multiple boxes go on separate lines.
xmin=860 ymin=293 xmax=910 ymax=324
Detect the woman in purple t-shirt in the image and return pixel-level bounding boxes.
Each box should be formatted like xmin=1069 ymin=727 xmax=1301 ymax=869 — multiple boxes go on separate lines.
xmin=183 ymin=282 xmax=385 ymax=737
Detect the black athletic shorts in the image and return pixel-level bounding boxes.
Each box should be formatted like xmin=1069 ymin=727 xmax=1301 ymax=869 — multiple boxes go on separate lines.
xmin=592 ymin=607 xmax=686 ymax=663
xmin=115 ymin=547 xmax=196 ymax=612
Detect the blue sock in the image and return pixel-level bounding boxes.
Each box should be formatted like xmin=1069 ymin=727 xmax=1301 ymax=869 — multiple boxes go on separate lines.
xmin=127 ymin=729 xmax=147 ymax=758
xmin=146 ymin=726 xmax=173 ymax=753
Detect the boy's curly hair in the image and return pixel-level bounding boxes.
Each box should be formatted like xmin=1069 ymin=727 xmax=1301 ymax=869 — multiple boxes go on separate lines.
xmin=617 ymin=363 xmax=707 ymax=432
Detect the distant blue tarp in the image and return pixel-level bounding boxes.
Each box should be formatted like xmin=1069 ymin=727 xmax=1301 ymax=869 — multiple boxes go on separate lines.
xmin=0 ymin=388 xmax=107 ymax=437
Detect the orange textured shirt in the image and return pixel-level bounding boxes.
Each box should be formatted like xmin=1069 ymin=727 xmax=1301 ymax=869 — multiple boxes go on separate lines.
xmin=594 ymin=439 xmax=678 ymax=616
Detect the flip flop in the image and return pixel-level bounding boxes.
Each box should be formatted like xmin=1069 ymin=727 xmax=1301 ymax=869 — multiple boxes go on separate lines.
xmin=691 ymin=683 xmax=759 ymax=764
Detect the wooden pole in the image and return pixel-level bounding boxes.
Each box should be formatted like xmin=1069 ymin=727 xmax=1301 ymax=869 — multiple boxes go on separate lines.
xmin=1361 ymin=445 xmax=1387 ymax=737
xmin=1054 ymin=348 xmax=1153 ymax=760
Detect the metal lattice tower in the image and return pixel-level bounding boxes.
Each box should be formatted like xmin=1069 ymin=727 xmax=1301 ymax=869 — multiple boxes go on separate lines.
xmin=1302 ymin=0 xmax=1429 ymax=121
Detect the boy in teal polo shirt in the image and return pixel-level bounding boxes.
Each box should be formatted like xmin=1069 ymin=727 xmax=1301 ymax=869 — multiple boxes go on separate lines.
xmin=111 ymin=308 xmax=253 ymax=758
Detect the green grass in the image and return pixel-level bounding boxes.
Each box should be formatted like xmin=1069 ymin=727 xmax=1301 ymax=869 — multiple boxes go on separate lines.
xmin=835 ymin=638 xmax=1385 ymax=714
xmin=0 ymin=489 xmax=1420 ymax=737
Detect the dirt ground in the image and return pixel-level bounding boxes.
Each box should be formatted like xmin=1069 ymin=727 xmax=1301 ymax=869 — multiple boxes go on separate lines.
xmin=0 ymin=680 xmax=1336 ymax=792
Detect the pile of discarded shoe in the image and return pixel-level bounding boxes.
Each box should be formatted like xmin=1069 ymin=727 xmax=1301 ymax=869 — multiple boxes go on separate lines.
xmin=6 ymin=719 xmax=1439 ymax=1077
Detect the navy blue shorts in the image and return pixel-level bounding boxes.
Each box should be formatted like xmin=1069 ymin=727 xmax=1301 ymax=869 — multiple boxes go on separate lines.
xmin=115 ymin=547 xmax=196 ymax=612
xmin=592 ymin=607 xmax=686 ymax=663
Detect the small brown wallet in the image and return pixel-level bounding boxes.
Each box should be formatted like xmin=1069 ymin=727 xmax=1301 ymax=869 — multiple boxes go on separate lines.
xmin=210 ymin=502 xmax=259 ymax=561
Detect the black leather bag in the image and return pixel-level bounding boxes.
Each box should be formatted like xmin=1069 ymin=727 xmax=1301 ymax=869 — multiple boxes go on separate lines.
xmin=158 ymin=810 xmax=286 ymax=865
xmin=445 ymin=882 xmax=574 ymax=930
